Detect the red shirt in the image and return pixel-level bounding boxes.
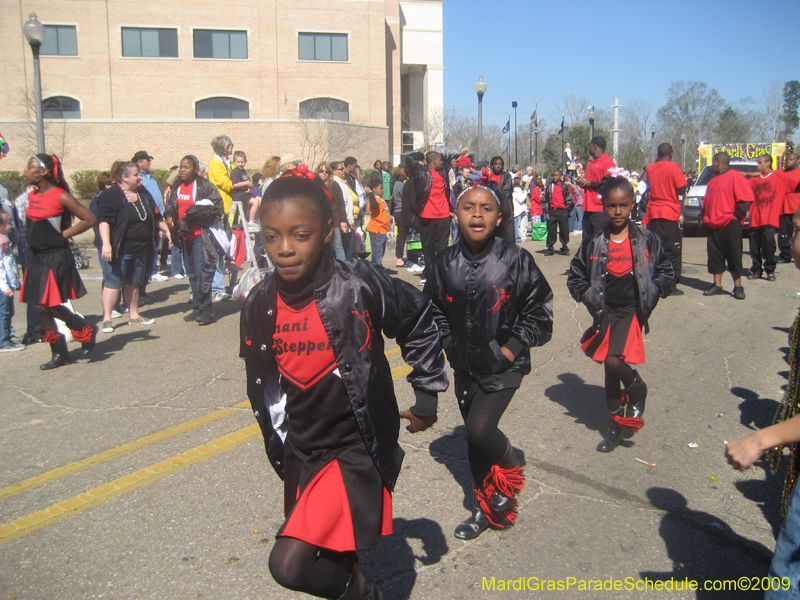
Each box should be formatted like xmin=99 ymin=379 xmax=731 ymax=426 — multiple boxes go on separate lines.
xmin=26 ymin=187 xmax=66 ymax=221
xmin=274 ymin=295 xmax=336 ymax=390
xmin=421 ymin=169 xmax=450 ymax=219
xmin=607 ymin=236 xmax=633 ymax=277
xmin=584 ymin=153 xmax=615 ymax=212
xmin=645 ymin=160 xmax=687 ymax=221
xmin=177 ymin=182 xmax=201 ymax=241
xmin=703 ymin=169 xmax=755 ymax=229
xmin=550 ymin=184 xmax=566 ymax=209
xmin=782 ymin=168 xmax=800 ymax=214
xmin=530 ymin=187 xmax=542 ymax=215
xmin=749 ymin=171 xmax=787 ymax=228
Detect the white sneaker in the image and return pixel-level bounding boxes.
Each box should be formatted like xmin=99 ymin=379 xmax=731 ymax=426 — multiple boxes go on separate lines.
xmin=0 ymin=343 xmax=24 ymax=352
xmin=173 ymin=273 xmax=186 ymax=280
xmin=213 ymin=291 xmax=232 ymax=302
xmin=110 ymin=309 xmax=122 ymax=318
xmin=407 ymin=263 xmax=424 ymax=273
xmin=151 ymin=273 xmax=168 ymax=282
xmin=417 ymin=278 xmax=426 ymax=286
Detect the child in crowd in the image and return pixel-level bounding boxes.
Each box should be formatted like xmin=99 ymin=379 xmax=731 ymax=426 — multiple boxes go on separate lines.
xmin=567 ymin=175 xmax=673 ymax=452
xmin=530 ymin=175 xmax=543 ymax=223
xmin=0 ymin=211 xmax=23 ymax=352
xmin=240 ymin=174 xmax=448 ymax=599
xmin=247 ymin=174 xmax=263 ymax=233
xmin=746 ymin=154 xmax=788 ymax=281
xmin=424 ymin=179 xmax=553 ymax=540
xmin=365 ymin=171 xmax=391 ymax=269
xmin=230 ymin=151 xmax=253 ymax=227
xmin=543 ymin=169 xmax=574 ymax=256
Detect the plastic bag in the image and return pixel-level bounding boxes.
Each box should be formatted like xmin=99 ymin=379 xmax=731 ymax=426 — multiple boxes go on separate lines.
xmin=386 ymin=228 xmax=396 ymax=253
xmin=231 ymin=266 xmax=261 ymax=300
xmin=530 ymin=222 xmax=547 ymax=241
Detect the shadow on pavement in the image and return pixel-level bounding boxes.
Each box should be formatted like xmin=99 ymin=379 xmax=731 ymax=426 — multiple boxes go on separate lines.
xmin=679 ymin=275 xmax=716 ymax=293
xmin=362 ymin=517 xmax=448 ymax=600
xmin=731 ymin=387 xmax=780 ymax=431
xmin=430 ymin=426 xmax=473 ymax=510
xmin=640 ymin=487 xmax=773 ymax=599
xmin=83 ymin=329 xmax=160 ymax=363
xmin=543 ymin=373 xmax=607 ymax=435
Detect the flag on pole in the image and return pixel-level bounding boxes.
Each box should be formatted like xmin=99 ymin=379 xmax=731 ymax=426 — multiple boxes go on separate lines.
xmin=502 ymin=119 xmax=510 ymax=134
xmin=558 ymin=116 xmax=564 ymax=135
xmin=531 ymin=110 xmax=537 ymax=126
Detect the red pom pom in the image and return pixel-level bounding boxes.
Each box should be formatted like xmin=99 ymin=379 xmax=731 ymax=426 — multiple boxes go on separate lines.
xmin=295 ymin=164 xmax=308 ymax=176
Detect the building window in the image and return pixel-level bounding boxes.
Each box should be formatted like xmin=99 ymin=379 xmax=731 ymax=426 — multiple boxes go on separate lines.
xmin=193 ymin=30 xmax=247 ymax=59
xmin=122 ymin=27 xmax=178 ymax=58
xmin=402 ymin=132 xmax=415 ymax=154
xmin=195 ymin=97 xmax=249 ymax=119
xmin=42 ymin=96 xmax=81 ymax=119
xmin=298 ymin=33 xmax=347 ymax=62
xmin=41 ymin=25 xmax=77 ymax=56
xmin=300 ymin=98 xmax=349 ymax=122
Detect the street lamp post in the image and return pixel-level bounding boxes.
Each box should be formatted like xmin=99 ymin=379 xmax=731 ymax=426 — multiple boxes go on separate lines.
xmin=23 ymin=12 xmax=46 ymax=154
xmin=512 ymin=101 xmax=518 ymax=166
xmin=650 ymin=124 xmax=656 ymax=163
xmin=681 ymin=132 xmax=686 ymax=171
xmin=588 ymin=105 xmax=595 ymax=141
xmin=475 ymin=76 xmax=487 ymax=163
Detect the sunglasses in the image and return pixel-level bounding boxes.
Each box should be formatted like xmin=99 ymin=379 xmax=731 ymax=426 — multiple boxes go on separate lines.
xmin=319 ymin=169 xmax=330 ymax=174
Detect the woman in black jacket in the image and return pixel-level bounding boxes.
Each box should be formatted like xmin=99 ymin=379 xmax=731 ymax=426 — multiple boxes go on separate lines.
xmin=165 ymin=156 xmax=224 ymax=325
xmin=425 ymin=180 xmax=553 ymax=540
xmin=567 ymin=176 xmax=673 ymax=453
xmin=95 ymin=162 xmax=171 ymax=329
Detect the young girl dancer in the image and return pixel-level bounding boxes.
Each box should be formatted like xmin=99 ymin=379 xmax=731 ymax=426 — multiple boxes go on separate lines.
xmin=567 ymin=175 xmax=673 ymax=452
xmin=240 ymin=173 xmax=448 ymax=599
xmin=21 ymin=154 xmax=97 ymax=370
xmin=424 ymin=178 xmax=553 ymax=540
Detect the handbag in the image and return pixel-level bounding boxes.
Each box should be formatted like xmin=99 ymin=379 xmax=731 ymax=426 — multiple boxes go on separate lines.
xmin=530 ymin=222 xmax=548 ymax=241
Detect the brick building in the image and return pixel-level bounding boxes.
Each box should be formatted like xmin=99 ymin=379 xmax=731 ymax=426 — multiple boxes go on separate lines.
xmin=0 ymin=0 xmax=443 ymax=178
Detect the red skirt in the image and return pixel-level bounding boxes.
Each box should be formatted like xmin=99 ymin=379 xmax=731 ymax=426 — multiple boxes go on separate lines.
xmin=581 ymin=310 xmax=645 ymax=364
xmin=277 ymin=437 xmax=392 ymax=552
xmin=20 ymin=247 xmax=86 ymax=307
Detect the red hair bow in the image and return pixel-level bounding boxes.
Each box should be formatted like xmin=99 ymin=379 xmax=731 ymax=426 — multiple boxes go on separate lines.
xmin=280 ymin=164 xmax=332 ymax=201
xmin=468 ymin=167 xmax=492 ymax=188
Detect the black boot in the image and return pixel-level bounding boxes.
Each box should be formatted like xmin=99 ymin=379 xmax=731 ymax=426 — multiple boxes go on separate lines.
xmin=334 ymin=563 xmax=382 ymax=600
xmin=490 ymin=443 xmax=522 ymax=512
xmin=40 ymin=332 xmax=72 ymax=370
xmin=597 ymin=408 xmax=623 ymax=452
xmin=625 ymin=371 xmax=647 ymax=419
xmin=454 ymin=489 xmax=490 ymax=540
xmin=69 ymin=317 xmax=97 ymax=357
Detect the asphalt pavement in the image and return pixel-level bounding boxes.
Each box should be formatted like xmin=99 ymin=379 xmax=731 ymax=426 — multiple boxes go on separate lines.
xmin=0 ymin=233 xmax=796 ymax=600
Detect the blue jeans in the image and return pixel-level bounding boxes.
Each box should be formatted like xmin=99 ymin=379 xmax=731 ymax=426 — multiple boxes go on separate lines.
xmin=212 ymin=260 xmax=225 ymax=295
xmin=766 ymin=481 xmax=800 ymax=599
xmin=113 ymin=252 xmax=148 ymax=288
xmin=369 ymin=232 xmax=387 ymax=268
xmin=514 ymin=214 xmax=524 ymax=243
xmin=570 ymin=205 xmax=584 ymax=232
xmin=0 ymin=293 xmax=14 ymax=346
xmin=170 ymin=245 xmax=185 ymax=276
xmin=332 ymin=227 xmax=347 ymax=261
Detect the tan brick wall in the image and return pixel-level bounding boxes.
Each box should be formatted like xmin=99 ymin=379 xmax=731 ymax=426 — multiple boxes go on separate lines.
xmin=0 ymin=119 xmax=389 ymax=185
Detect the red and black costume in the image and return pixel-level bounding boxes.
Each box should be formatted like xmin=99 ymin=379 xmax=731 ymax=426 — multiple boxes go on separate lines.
xmin=424 ymin=235 xmax=553 ymax=537
xmin=568 ymin=224 xmax=673 ymax=449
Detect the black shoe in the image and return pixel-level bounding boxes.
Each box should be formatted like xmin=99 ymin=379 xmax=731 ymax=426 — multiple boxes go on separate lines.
xmin=183 ymin=310 xmax=199 ymax=322
xmin=138 ymin=294 xmax=154 ymax=306
xmin=733 ymin=285 xmax=746 ymax=300
xmin=703 ymin=284 xmax=724 ymax=296
xmin=41 ymin=334 xmax=72 ymax=371
xmin=22 ymin=328 xmax=45 ymax=345
xmin=489 ymin=443 xmax=521 ymax=512
xmin=766 ymin=273 xmax=776 ymax=282
xmin=195 ymin=312 xmax=214 ymax=325
xmin=746 ymin=273 xmax=762 ymax=280
xmin=777 ymin=257 xmax=792 ymax=264
xmin=669 ymin=288 xmax=684 ymax=296
xmin=543 ymin=249 xmax=555 ymax=256
xmin=597 ymin=410 xmax=624 ymax=453
xmin=560 ymin=247 xmax=570 ymax=256
xmin=454 ymin=491 xmax=491 ymax=541
xmin=625 ymin=371 xmax=647 ymax=419
xmin=77 ymin=325 xmax=97 ymax=357
xmin=334 ymin=563 xmax=382 ymax=600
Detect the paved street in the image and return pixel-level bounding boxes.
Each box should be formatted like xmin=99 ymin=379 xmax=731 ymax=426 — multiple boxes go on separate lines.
xmin=0 ymin=234 xmax=796 ymax=599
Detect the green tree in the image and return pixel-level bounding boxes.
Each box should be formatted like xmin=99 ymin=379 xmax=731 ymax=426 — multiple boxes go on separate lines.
xmin=618 ymin=146 xmax=646 ymax=173
xmin=541 ymin=134 xmax=563 ymax=176
xmin=713 ymin=106 xmax=751 ymax=142
xmin=783 ymin=80 xmax=800 ymax=138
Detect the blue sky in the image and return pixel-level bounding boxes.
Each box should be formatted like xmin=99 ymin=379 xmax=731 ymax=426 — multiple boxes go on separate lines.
xmin=443 ymin=0 xmax=799 ymax=131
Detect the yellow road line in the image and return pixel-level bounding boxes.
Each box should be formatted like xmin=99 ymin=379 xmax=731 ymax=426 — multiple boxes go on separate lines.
xmin=0 ymin=424 xmax=261 ymax=546
xmin=0 ymin=400 xmax=251 ymax=501
xmin=391 ymin=363 xmax=413 ymax=379
xmin=385 ymin=346 xmax=402 ymax=359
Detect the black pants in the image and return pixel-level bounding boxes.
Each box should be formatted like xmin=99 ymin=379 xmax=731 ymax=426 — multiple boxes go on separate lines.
xmin=748 ymin=225 xmax=777 ymax=275
xmin=647 ymin=219 xmax=682 ymax=290
xmin=778 ymin=213 xmax=794 ymax=262
xmin=546 ymin=208 xmax=570 ymax=250
xmin=583 ymin=211 xmax=609 ymax=239
xmin=419 ymin=216 xmax=450 ymax=273
xmin=394 ymin=214 xmax=408 ymax=260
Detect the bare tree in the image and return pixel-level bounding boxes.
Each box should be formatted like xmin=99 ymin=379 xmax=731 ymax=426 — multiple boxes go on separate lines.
xmin=761 ymin=80 xmax=785 ymax=142
xmin=557 ymin=95 xmax=590 ymax=126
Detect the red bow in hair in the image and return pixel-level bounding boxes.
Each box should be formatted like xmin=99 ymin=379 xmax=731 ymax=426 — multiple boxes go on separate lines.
xmin=468 ymin=167 xmax=492 ymax=188
xmin=280 ymin=164 xmax=332 ymax=201
xmin=52 ymin=155 xmax=60 ymax=179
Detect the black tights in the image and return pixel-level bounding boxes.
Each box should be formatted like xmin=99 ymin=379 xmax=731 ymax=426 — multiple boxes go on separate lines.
xmin=604 ymin=356 xmax=635 ymax=411
xmin=268 ymin=537 xmax=356 ymax=598
xmin=35 ymin=304 xmax=83 ymax=335
xmin=461 ymin=387 xmax=516 ymax=484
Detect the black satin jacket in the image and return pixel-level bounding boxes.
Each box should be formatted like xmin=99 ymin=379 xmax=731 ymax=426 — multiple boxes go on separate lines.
xmin=239 ymin=256 xmax=449 ymax=491
xmin=566 ymin=223 xmax=674 ymax=330
xmin=424 ymin=236 xmax=553 ymax=391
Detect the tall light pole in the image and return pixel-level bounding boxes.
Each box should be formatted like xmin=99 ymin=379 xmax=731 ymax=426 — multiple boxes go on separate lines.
xmin=24 ymin=12 xmax=46 ymax=154
xmin=512 ymin=101 xmax=518 ymax=166
xmin=681 ymin=132 xmax=686 ymax=170
xmin=534 ymin=101 xmax=538 ymax=166
xmin=475 ymin=76 xmax=487 ymax=163
xmin=650 ymin=124 xmax=656 ymax=163
xmin=588 ymin=105 xmax=595 ymax=141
